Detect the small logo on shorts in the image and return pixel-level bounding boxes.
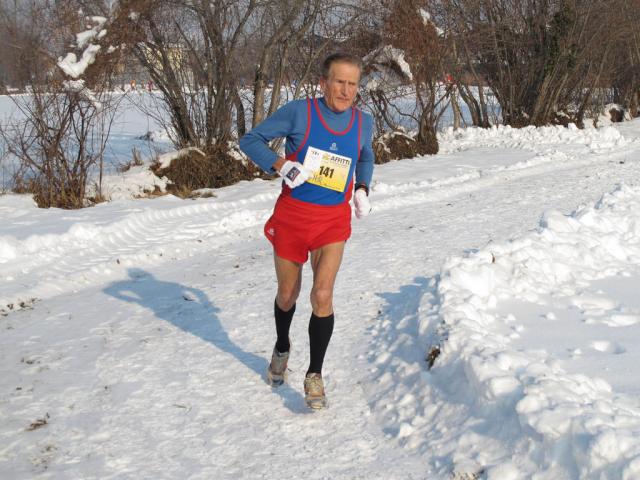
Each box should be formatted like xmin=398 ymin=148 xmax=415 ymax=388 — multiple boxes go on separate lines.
xmin=330 ymin=142 xmax=338 ymax=151
xmin=267 ymin=227 xmax=275 ymax=237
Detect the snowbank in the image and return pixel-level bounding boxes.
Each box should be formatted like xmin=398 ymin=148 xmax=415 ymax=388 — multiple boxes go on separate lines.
xmin=421 ymin=184 xmax=640 ymax=478
xmin=439 ymin=123 xmax=631 ymax=155
xmin=91 ymin=165 xmax=170 ymax=201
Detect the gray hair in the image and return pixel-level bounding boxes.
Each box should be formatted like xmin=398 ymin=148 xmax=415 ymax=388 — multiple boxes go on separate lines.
xmin=321 ymin=52 xmax=363 ymax=79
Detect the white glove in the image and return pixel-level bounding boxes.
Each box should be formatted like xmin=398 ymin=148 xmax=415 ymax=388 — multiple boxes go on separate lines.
xmin=279 ymin=160 xmax=314 ymax=188
xmin=354 ymin=188 xmax=371 ymax=218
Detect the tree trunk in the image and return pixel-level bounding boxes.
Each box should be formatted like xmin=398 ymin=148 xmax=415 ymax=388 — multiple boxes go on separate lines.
xmin=631 ymin=90 xmax=639 ymax=118
xmin=451 ymin=87 xmax=462 ymax=130
xmin=458 ymin=84 xmax=480 ymax=127
xmin=416 ymin=113 xmax=438 ymax=155
xmin=234 ymin=89 xmax=246 ymax=138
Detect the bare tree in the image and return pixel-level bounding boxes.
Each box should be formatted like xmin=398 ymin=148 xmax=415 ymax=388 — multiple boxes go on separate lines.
xmin=0 ymin=2 xmax=119 ymax=208
xmin=443 ymin=6 xmax=492 ymax=128
xmin=440 ymin=0 xmax=633 ymax=127
xmin=361 ymin=44 xmax=414 ymax=133
xmin=611 ymin=0 xmax=640 ymax=118
xmin=96 ymin=0 xmax=255 ymax=150
xmin=385 ymin=0 xmax=452 ymax=154
xmin=251 ymin=0 xmax=316 ymax=127
xmin=0 ymin=1 xmax=55 ymax=91
xmin=111 ymin=1 xmax=369 ymax=137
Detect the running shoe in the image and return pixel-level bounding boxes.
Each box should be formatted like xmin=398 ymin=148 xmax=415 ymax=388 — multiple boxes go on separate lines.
xmin=304 ymin=373 xmax=327 ymax=409
xmin=267 ymin=344 xmax=290 ymax=387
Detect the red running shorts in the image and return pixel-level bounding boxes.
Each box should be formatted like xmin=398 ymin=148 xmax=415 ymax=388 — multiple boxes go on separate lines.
xmin=264 ymin=194 xmax=351 ymax=263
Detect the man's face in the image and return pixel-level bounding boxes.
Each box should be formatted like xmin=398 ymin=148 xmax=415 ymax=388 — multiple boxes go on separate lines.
xmin=320 ymin=61 xmax=361 ymax=113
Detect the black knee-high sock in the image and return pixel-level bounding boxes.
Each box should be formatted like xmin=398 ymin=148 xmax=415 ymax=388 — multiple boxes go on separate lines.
xmin=274 ymin=299 xmax=295 ymax=353
xmin=307 ymin=312 xmax=334 ymax=375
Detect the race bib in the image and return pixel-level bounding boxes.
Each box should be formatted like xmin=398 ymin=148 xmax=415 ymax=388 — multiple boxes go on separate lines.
xmin=304 ymin=146 xmax=352 ymax=192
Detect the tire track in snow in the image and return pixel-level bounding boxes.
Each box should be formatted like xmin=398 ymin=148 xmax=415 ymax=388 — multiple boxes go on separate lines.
xmin=372 ymin=147 xmax=635 ymax=213
xmin=1 ymin=198 xmax=276 ymax=313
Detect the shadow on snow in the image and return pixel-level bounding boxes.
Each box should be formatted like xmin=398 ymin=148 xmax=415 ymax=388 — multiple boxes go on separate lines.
xmin=374 ymin=276 xmax=437 ymax=365
xmin=104 ymin=268 xmax=307 ymax=413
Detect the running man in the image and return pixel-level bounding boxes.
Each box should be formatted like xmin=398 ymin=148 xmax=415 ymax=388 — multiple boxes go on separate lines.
xmin=239 ymin=52 xmax=374 ymax=409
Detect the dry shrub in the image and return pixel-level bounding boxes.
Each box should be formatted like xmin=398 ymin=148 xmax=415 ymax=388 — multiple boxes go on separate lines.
xmin=374 ymin=131 xmax=425 ymax=163
xmin=118 ymin=147 xmax=145 ymax=173
xmin=152 ymin=145 xmax=270 ymax=195
xmin=608 ymin=105 xmax=624 ymax=123
xmin=87 ymin=189 xmax=109 ymax=205
xmin=551 ymin=111 xmax=572 ymax=127
xmin=189 ymin=190 xmax=217 ymax=199
xmin=135 ymin=185 xmax=166 ymax=199
xmin=13 ymin=175 xmax=88 ymax=209
xmin=415 ymin=128 xmax=439 ymax=156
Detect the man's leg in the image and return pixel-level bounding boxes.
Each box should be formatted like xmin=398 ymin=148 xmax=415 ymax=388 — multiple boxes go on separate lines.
xmin=303 ymin=241 xmax=345 ymax=408
xmin=273 ymin=254 xmax=303 ymax=352
xmin=307 ymin=241 xmax=345 ymax=374
xmin=267 ymin=254 xmax=303 ymax=387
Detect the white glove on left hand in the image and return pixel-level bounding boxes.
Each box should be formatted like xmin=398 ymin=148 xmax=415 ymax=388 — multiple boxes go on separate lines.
xmin=354 ymin=188 xmax=371 ymax=219
xmin=278 ymin=153 xmax=323 ymax=189
xmin=278 ymin=160 xmax=314 ymax=189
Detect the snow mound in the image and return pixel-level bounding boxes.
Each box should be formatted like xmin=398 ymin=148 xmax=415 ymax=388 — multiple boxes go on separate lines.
xmin=439 ymin=123 xmax=630 ymax=155
xmin=0 ymin=193 xmax=38 ymax=216
xmin=157 ymin=147 xmax=206 ymax=169
xmin=92 ymin=165 xmax=170 ymax=201
xmin=419 ymin=184 xmax=640 ymax=478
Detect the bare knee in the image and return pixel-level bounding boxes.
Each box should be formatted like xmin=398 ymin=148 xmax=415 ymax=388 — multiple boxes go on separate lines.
xmin=310 ymin=287 xmax=333 ymax=316
xmin=277 ymin=287 xmax=300 ymax=311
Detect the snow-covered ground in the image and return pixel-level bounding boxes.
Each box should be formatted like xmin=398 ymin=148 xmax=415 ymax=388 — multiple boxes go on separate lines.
xmin=2 ymin=113 xmax=640 ymax=479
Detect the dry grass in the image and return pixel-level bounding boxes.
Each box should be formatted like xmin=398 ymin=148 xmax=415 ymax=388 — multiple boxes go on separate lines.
xmin=118 ymin=147 xmax=145 ymax=173
xmin=152 ymin=145 xmax=270 ymax=196
xmin=374 ymin=132 xmax=425 ymax=163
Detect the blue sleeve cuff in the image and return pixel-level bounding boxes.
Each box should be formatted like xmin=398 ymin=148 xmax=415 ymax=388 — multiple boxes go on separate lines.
xmin=355 ymin=112 xmax=375 ymax=188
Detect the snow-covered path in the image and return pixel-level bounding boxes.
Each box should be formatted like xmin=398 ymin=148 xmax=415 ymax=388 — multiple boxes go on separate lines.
xmin=3 ymin=122 xmax=640 ymax=479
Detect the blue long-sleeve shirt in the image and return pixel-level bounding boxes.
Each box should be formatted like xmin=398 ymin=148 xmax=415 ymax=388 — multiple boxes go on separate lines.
xmin=239 ymin=97 xmax=374 ymax=189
